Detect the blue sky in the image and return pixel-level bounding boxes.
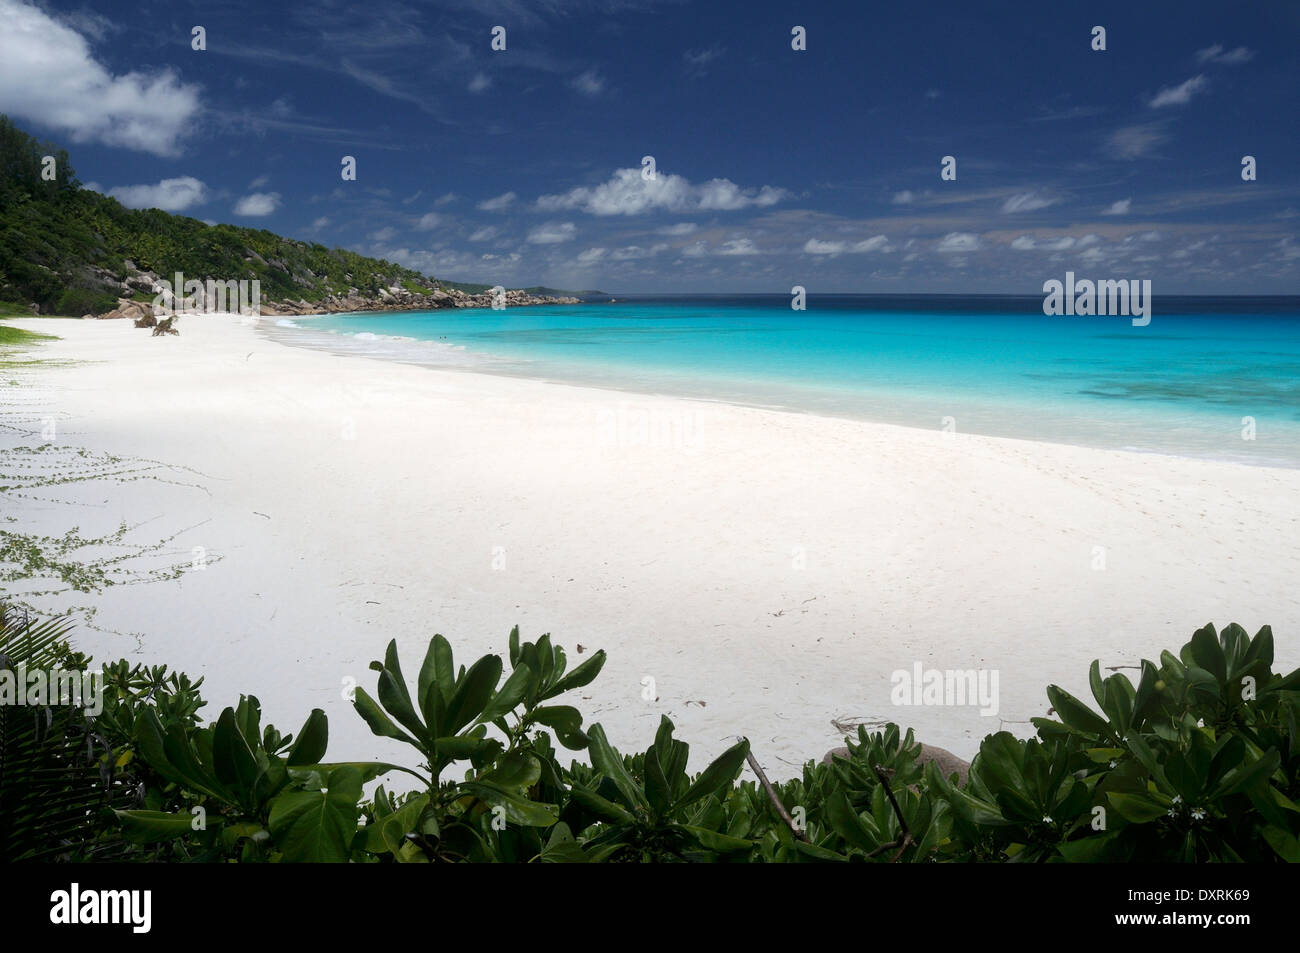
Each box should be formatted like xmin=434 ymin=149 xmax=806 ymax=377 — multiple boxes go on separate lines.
xmin=3 ymin=0 xmax=1298 ymax=293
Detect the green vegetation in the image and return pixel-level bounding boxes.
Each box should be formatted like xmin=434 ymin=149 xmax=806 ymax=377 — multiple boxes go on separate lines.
xmin=0 ymin=116 xmax=444 ymax=315
xmin=0 ymin=323 xmax=53 ymax=346
xmin=3 ymin=612 xmax=1297 ymax=862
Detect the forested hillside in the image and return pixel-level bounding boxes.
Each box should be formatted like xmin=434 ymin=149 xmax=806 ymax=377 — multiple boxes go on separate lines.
xmin=0 ymin=116 xmax=442 ymax=316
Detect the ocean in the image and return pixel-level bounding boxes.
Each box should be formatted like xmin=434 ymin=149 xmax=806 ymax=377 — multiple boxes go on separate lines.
xmin=264 ymin=294 xmax=1300 ymax=468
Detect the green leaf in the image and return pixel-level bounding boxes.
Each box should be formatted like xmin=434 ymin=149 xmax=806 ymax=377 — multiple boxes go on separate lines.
xmin=376 ymin=641 xmax=427 ymax=742
xmin=676 ymin=738 xmax=749 ymax=811
xmin=363 ymin=793 xmax=429 ymax=854
xmin=569 ymin=784 xmax=637 ymax=824
xmin=586 ymin=724 xmax=649 ymax=814
xmin=268 ymin=765 xmax=363 ymax=862
xmin=288 ymin=761 xmax=408 ymax=788
xmin=286 ymin=709 xmax=328 ymax=766
xmin=459 ymin=781 xmax=559 ymax=827
xmin=672 ymin=823 xmax=754 ymax=853
xmin=352 ymin=687 xmax=421 ymax=750
xmin=1211 ymin=749 xmax=1281 ymax=799
xmin=477 ymin=662 xmax=533 ymax=725
xmin=417 ymin=635 xmax=453 ymax=735
xmin=213 ymin=707 xmax=260 ymax=793
xmin=544 ymin=650 xmax=607 ymax=699
xmin=825 ymin=791 xmax=880 ymax=852
xmin=1262 ymin=825 xmax=1300 ymax=863
xmin=476 ymin=750 xmax=541 ymax=790
xmin=1187 ymin=624 xmax=1227 ymax=683
xmin=529 ymin=705 xmax=589 ymax=749
xmin=1107 ymin=792 xmax=1168 ymax=823
xmin=443 ymin=655 xmax=503 ymax=736
xmin=114 ymin=810 xmax=201 ymax=844
xmin=1045 ymin=686 xmax=1112 ymax=739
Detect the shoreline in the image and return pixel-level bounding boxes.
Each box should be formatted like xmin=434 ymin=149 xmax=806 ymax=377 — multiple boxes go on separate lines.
xmin=263 ymin=314 xmax=1300 ymax=472
xmin=3 ymin=313 xmax=1299 ymax=778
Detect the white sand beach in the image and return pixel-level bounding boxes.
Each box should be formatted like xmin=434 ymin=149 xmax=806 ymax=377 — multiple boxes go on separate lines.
xmin=4 ymin=313 xmax=1299 ymax=779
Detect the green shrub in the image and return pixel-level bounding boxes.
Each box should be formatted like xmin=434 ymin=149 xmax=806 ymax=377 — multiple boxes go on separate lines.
xmin=6 ymin=613 xmax=1297 ymax=862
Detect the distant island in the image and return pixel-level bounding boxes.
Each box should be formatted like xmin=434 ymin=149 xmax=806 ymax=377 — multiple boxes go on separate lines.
xmin=0 ymin=116 xmax=592 ymax=320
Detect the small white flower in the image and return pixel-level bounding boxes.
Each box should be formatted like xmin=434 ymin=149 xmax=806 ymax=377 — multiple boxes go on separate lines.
xmin=1191 ymin=808 xmax=1206 ymax=821
xmin=1167 ymin=808 xmax=1178 ymax=818
xmin=1042 ymin=815 xmax=1053 ymax=825
xmin=1172 ymin=795 xmax=1182 ymax=804
xmin=1109 ymin=760 xmax=1117 ymax=768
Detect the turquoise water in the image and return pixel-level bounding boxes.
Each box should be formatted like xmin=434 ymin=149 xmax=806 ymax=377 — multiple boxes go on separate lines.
xmin=267 ymin=295 xmax=1300 ymax=467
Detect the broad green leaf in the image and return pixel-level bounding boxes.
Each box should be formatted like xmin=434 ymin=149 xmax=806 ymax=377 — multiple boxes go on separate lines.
xmin=673 ymin=823 xmax=754 ymax=853
xmin=353 ymin=687 xmax=421 ymax=750
xmin=1045 ymin=686 xmax=1112 ymax=739
xmin=459 ymin=781 xmax=559 ymax=827
xmin=268 ymin=765 xmax=363 ymax=863
xmin=477 ymin=662 xmax=533 ymax=725
xmin=286 ymin=709 xmax=328 ymax=766
xmin=1107 ymin=792 xmax=1168 ymax=823
xmin=114 ymin=810 xmax=201 ymax=844
xmin=570 ymin=783 xmax=637 ymax=824
xmin=543 ymin=650 xmax=607 ymax=699
xmin=676 ymin=738 xmax=749 ymax=811
xmin=529 ymin=705 xmax=589 ymax=749
xmin=443 ymin=655 xmax=503 ymax=736
xmin=586 ymin=724 xmax=649 ymax=814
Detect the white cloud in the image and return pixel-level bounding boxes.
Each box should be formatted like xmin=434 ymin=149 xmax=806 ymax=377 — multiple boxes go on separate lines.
xmin=570 ymin=69 xmax=605 ymax=96
xmin=611 ymin=244 xmax=667 ymax=260
xmin=1001 ymin=191 xmax=1059 ymax=214
xmin=55 ymin=8 xmax=119 ymax=41
xmin=415 ymin=212 xmax=443 ymax=230
xmin=434 ymin=192 xmax=458 ymax=206
xmin=717 ymin=238 xmax=759 ymax=256
xmin=249 ymin=174 xmax=270 ymax=190
xmin=1196 ymin=44 xmax=1254 ymax=65
xmin=369 ymin=226 xmax=397 ymax=242
xmin=537 ymin=167 xmax=787 ymax=216
xmin=804 ymin=235 xmax=889 ymax=256
xmin=892 ymin=190 xmax=914 ymax=205
xmin=233 ymin=192 xmax=281 ymax=216
xmin=0 ymin=0 xmax=202 ymax=156
xmin=1148 ymin=75 xmax=1208 ymax=108
xmin=683 ymin=46 xmax=724 ymax=75
xmin=936 ymin=232 xmax=980 ymax=253
xmin=1105 ymin=123 xmax=1168 ymax=159
xmin=1101 ymin=198 xmax=1131 ymax=216
xmin=108 ymin=176 xmax=208 ymax=212
xmin=468 ymin=226 xmax=498 ymax=242
xmin=311 ymin=216 xmax=331 ymax=229
xmin=527 ymin=222 xmax=577 ymax=244
xmin=478 ymin=191 xmax=517 ymax=212
xmin=577 ymin=247 xmax=607 ymax=263
xmin=1014 ymin=233 xmax=1103 ymax=251
xmin=468 ymin=72 xmax=492 ymax=93
xmin=657 ymin=222 xmax=698 ymax=235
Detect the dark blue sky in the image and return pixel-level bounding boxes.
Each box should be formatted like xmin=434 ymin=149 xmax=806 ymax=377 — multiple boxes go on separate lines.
xmin=4 ymin=0 xmax=1298 ymax=292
